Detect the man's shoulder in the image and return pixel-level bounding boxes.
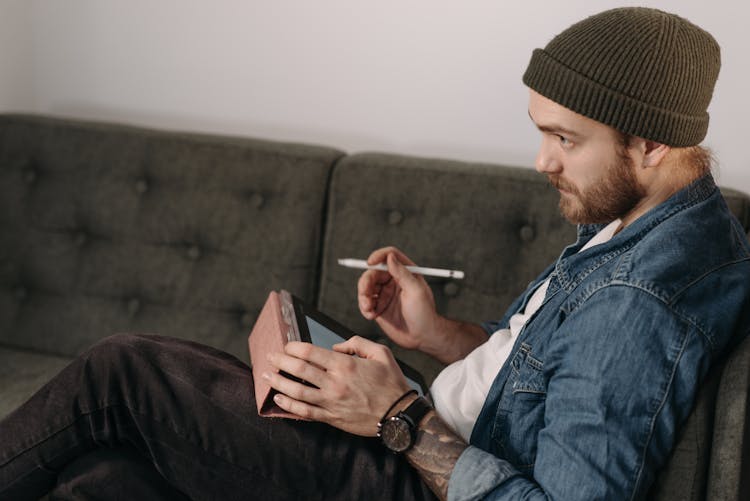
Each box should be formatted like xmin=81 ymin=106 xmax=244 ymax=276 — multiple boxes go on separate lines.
xmin=608 ymin=197 xmax=750 ymax=336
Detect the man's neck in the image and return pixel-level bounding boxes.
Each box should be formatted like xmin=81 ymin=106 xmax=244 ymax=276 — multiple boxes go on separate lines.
xmin=620 ymin=153 xmax=702 ymax=229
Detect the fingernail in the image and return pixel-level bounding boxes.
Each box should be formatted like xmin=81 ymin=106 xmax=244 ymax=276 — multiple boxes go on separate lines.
xmin=262 ymin=372 xmax=270 ymax=380
xmin=273 ymin=394 xmax=282 ymax=403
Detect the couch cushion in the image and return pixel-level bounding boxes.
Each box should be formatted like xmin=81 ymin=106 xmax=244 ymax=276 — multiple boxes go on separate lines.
xmin=0 ymin=345 xmax=72 ymax=418
xmin=721 ymin=186 xmax=750 ymax=233
xmin=647 ymin=333 xmax=750 ymax=500
xmin=706 ymin=333 xmax=750 ymax=500
xmin=316 ymin=152 xmax=576 ymax=381
xmin=0 ymin=114 xmax=343 ymax=362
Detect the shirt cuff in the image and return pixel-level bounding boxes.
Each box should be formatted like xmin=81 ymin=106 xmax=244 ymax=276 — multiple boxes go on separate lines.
xmin=448 ymin=445 xmax=521 ymax=500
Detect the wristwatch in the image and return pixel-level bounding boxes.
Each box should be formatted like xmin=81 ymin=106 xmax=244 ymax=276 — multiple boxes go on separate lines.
xmin=378 ymin=395 xmax=432 ymax=453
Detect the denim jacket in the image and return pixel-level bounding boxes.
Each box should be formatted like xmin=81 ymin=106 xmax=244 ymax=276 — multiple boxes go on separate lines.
xmin=448 ymin=175 xmax=750 ymax=500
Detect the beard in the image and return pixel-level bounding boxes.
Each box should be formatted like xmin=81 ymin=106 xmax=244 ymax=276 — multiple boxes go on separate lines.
xmin=549 ymin=152 xmax=646 ymax=225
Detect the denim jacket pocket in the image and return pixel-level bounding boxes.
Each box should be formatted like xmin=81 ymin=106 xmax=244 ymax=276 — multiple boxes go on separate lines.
xmin=491 ymin=343 xmax=548 ymax=474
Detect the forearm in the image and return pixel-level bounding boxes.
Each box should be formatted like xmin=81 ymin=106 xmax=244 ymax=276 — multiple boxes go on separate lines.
xmin=421 ymin=317 xmax=488 ymax=365
xmin=405 ymin=409 xmax=467 ymax=500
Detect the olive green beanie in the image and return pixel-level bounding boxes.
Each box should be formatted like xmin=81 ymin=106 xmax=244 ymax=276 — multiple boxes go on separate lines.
xmin=522 ymin=7 xmax=721 ymax=146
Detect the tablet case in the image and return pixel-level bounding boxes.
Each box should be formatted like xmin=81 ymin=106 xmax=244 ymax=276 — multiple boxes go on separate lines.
xmin=248 ymin=290 xmax=428 ymax=419
xmin=247 ymin=290 xmax=310 ymax=419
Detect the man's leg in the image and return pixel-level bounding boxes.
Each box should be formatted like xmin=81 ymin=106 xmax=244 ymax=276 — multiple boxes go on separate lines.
xmin=48 ymin=445 xmax=190 ymax=500
xmin=0 ymin=334 xmax=435 ymax=501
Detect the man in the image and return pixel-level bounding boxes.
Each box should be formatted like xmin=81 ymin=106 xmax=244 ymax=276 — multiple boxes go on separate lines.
xmin=1 ymin=6 xmax=749 ymax=501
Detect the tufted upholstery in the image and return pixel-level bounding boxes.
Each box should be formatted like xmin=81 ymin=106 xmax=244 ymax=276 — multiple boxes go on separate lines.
xmin=1 ymin=114 xmax=749 ymax=500
xmin=316 ymin=152 xmax=576 ymax=381
xmin=0 ymin=114 xmax=343 ymax=389
xmin=646 ymin=334 xmax=750 ymax=500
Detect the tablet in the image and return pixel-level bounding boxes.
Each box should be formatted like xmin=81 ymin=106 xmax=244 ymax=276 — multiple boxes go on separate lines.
xmin=282 ymin=291 xmax=429 ymax=396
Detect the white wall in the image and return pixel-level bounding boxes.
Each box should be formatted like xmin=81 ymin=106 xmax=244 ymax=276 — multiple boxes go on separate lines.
xmin=0 ymin=0 xmax=33 ymax=111
xmin=3 ymin=0 xmax=749 ymax=193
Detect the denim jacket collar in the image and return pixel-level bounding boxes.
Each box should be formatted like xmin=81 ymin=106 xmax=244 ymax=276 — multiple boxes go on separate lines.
xmin=550 ymin=174 xmax=718 ymax=295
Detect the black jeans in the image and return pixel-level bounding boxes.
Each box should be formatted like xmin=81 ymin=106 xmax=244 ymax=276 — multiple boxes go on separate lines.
xmin=0 ymin=334 xmax=436 ymax=500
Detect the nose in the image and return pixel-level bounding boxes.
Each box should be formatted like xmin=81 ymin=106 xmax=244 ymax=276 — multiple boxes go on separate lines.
xmin=535 ymin=139 xmax=562 ymax=174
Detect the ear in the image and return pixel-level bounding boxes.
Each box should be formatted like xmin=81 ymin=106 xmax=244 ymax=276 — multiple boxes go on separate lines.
xmin=642 ymin=141 xmax=670 ymax=168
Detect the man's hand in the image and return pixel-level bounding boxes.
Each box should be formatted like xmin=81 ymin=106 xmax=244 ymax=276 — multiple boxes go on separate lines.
xmin=358 ymin=246 xmax=488 ymax=364
xmin=358 ymin=247 xmax=439 ymax=352
xmin=263 ymin=336 xmax=411 ymax=436
xmin=264 ymin=335 xmax=467 ymax=501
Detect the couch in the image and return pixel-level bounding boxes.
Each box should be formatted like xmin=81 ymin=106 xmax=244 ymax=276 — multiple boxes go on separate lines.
xmin=1 ymin=114 xmax=748 ymax=499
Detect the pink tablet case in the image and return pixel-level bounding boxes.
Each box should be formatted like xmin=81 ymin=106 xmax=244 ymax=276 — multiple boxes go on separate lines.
xmin=248 ymin=291 xmax=309 ymax=419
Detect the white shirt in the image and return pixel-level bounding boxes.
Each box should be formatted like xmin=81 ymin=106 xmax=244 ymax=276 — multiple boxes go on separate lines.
xmin=430 ymin=219 xmax=622 ymax=441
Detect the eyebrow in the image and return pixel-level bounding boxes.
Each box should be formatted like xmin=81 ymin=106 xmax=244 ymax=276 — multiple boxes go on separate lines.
xmin=527 ymin=110 xmax=583 ymax=139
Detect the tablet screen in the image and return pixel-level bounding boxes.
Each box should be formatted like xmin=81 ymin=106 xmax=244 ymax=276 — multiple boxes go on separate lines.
xmin=303 ymin=315 xmax=426 ymax=395
xmin=292 ymin=296 xmax=427 ymax=396
xmin=306 ymin=316 xmax=346 ymax=351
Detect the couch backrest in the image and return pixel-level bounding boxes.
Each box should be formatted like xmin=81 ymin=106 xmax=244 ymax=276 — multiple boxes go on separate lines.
xmin=0 ymin=114 xmax=343 ymax=361
xmin=647 ymin=333 xmax=750 ymax=500
xmin=317 ymin=152 xmax=750 ymax=381
xmin=317 ymin=152 xmax=577 ymax=380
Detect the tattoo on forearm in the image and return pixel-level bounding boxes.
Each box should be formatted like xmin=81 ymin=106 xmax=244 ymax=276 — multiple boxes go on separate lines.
xmin=406 ymin=411 xmax=467 ymax=501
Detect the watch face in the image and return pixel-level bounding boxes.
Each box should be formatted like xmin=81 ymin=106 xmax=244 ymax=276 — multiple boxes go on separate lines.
xmin=381 ymin=416 xmax=413 ymax=453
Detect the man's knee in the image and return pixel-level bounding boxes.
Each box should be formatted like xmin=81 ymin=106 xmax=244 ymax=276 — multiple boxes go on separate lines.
xmin=82 ymin=333 xmax=159 ymax=374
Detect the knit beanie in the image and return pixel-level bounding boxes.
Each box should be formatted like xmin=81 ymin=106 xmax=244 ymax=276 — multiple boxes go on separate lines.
xmin=522 ymin=7 xmax=721 ymax=146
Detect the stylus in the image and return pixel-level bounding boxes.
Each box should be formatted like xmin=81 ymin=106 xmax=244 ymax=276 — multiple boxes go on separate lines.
xmin=337 ymin=258 xmax=464 ymax=280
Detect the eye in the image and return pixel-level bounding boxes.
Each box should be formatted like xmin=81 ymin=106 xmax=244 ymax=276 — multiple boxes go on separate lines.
xmin=557 ymin=135 xmax=573 ymax=148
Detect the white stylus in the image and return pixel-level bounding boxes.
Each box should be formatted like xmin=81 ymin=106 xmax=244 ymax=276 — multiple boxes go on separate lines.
xmin=337 ymin=258 xmax=464 ymax=279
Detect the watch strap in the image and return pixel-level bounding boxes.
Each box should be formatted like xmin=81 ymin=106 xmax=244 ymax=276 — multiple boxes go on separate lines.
xmin=399 ymin=395 xmax=432 ymax=428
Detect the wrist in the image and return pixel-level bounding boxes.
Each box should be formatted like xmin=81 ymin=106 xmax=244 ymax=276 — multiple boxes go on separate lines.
xmin=379 ymin=389 xmax=417 ymax=424
xmin=420 ymin=316 xmax=468 ymax=364
xmin=426 ymin=317 xmax=488 ymax=365
xmin=417 ymin=315 xmax=451 ymax=355
xmin=385 ymin=392 xmax=420 ymax=419
xmin=378 ymin=394 xmax=434 ymax=453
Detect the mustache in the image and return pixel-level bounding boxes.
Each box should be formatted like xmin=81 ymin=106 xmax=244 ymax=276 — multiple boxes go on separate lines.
xmin=548 ymin=174 xmax=577 ymax=194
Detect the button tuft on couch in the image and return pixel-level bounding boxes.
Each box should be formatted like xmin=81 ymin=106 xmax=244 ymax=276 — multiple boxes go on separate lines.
xmin=249 ymin=193 xmax=265 ymax=209
xmin=127 ymin=298 xmax=141 ymax=317
xmin=186 ymin=245 xmax=202 ymax=261
xmin=134 ymin=178 xmax=149 ymax=195
xmin=387 ymin=210 xmax=403 ymax=225
xmin=443 ymin=282 xmax=460 ymax=298
xmin=73 ymin=231 xmax=88 ymax=248
xmin=13 ymin=285 xmax=28 ymax=302
xmin=520 ymin=224 xmax=536 ymax=242
xmin=23 ymin=166 xmax=37 ymax=185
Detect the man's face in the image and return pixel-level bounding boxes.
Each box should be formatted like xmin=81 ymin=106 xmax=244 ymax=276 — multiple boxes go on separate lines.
xmin=527 ymin=90 xmax=645 ymax=225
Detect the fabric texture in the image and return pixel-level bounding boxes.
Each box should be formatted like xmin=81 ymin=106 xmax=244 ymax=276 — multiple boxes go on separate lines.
xmin=0 ymin=114 xmax=343 ymax=366
xmin=0 ymin=347 xmax=71 ymax=416
xmin=647 ymin=334 xmax=750 ymax=500
xmin=522 ymin=7 xmax=721 ymax=146
xmin=48 ymin=445 xmax=191 ymax=501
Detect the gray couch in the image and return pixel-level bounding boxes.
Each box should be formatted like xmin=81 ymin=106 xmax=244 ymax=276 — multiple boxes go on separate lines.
xmin=1 ymin=114 xmax=748 ymax=499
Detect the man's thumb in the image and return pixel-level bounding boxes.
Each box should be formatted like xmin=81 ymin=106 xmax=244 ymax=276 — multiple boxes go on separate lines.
xmin=386 ymin=253 xmax=419 ymax=288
